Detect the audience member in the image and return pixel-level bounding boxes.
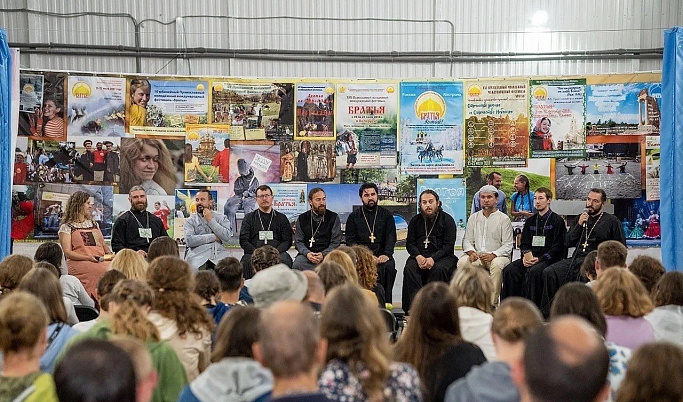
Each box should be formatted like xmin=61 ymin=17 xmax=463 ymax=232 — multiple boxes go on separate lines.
xmin=319 ymin=284 xmax=422 ymax=401
xmin=0 ymin=292 xmax=58 ymax=401
xmin=550 ymin=282 xmax=632 ymax=399
xmin=449 ymin=265 xmax=496 ymax=361
xmin=251 ymin=245 xmax=281 ymax=273
xmin=146 ymin=236 xmax=180 ymax=262
xmin=593 ymin=268 xmax=655 ymax=349
xmin=351 ymin=244 xmax=385 ymax=307
xmin=335 ymin=245 xmax=357 ymax=266
xmin=34 ymin=262 xmax=80 ymax=325
xmin=628 ymin=255 xmax=665 ymax=293
xmin=303 ymin=270 xmax=325 ymax=312
xmin=249 ymin=263 xmax=308 ymax=308
xmin=110 ymin=338 xmax=159 ymax=402
xmin=110 ymin=248 xmax=149 ymax=281
xmin=580 ymin=250 xmax=598 ymax=286
xmin=194 ymin=271 xmax=228 ymax=326
xmin=147 ymin=256 xmax=214 ymax=381
xmin=322 ymin=250 xmax=358 ymax=283
xmin=315 ymin=261 xmax=352 ymax=294
xmin=72 ymin=269 xmax=125 ymax=333
xmin=511 ymin=316 xmax=610 ymax=402
xmin=255 ymin=301 xmax=329 ymax=401
xmin=215 ymin=256 xmax=249 ymax=308
xmin=18 ymin=268 xmax=78 ymax=373
xmin=615 ymin=342 xmax=683 ymax=402
xmin=35 ymin=242 xmax=95 ymax=307
xmin=394 ymin=282 xmax=486 ymax=401
xmin=446 ymin=297 xmax=543 ymax=402
xmin=55 ymin=339 xmax=137 ymax=402
xmin=594 ymin=240 xmax=627 ymax=279
xmin=179 ymin=307 xmax=273 ymax=402
xmin=0 ymin=254 xmax=34 ymax=301
xmin=645 ymin=271 xmax=683 ymax=345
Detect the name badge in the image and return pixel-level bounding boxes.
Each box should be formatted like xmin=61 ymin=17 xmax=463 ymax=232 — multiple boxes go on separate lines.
xmin=259 ymin=231 xmax=274 ymax=241
xmin=139 ymin=228 xmax=152 ymax=239
xmin=532 ymin=235 xmax=546 ymax=247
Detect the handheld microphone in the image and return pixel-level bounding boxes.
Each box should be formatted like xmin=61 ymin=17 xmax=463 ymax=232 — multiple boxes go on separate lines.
xmin=582 ymin=208 xmax=589 ymax=228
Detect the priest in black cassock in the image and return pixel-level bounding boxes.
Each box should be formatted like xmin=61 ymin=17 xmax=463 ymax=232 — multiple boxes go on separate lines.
xmin=345 ymin=183 xmax=397 ymax=303
xmin=402 ymin=189 xmax=458 ymax=313
xmin=539 ymin=188 xmax=625 ymax=316
xmin=292 ymin=187 xmax=342 ymax=271
xmin=239 ymin=185 xmax=293 ymax=278
xmin=111 ymin=186 xmax=168 ymax=257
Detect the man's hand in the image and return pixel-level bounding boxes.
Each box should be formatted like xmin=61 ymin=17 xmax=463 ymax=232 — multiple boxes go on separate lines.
xmin=203 ymin=208 xmax=213 ymax=221
xmin=467 ymin=251 xmax=479 ymax=262
xmin=423 ymin=257 xmax=435 ymax=269
xmin=377 ymin=255 xmax=389 ymax=264
xmin=137 ymin=250 xmax=147 ymax=258
xmin=578 ymin=212 xmax=589 ymax=226
xmin=480 ymin=253 xmax=495 ymax=263
xmin=307 ymin=252 xmax=323 ymax=264
xmin=416 ymin=255 xmax=427 ymax=269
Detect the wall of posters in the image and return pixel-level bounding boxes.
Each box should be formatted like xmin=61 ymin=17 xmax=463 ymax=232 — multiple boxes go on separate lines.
xmin=67 ymin=75 xmax=126 ymax=137
xmin=184 ymin=124 xmax=231 ymax=185
xmin=529 ymin=79 xmax=586 ymax=158
xmin=295 ymin=83 xmax=335 ymax=140
xmin=465 ymin=80 xmax=529 ymax=167
xmin=399 ymin=82 xmax=464 ymax=174
xmin=645 ymin=136 xmax=660 ymax=201
xmin=335 ymin=82 xmax=398 ymax=168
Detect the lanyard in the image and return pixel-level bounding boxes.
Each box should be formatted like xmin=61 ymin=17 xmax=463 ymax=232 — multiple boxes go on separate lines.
xmin=535 ymin=211 xmax=552 ymax=236
xmin=129 ymin=210 xmax=149 ymax=229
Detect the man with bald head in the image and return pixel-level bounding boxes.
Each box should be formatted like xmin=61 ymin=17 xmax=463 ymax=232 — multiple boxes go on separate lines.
xmin=511 ymin=316 xmax=610 ymax=402
xmin=253 ymin=301 xmax=330 ymax=401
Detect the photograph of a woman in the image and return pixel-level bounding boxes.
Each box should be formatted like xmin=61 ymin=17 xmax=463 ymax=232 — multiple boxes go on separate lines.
xmin=119 ymin=138 xmax=177 ymax=195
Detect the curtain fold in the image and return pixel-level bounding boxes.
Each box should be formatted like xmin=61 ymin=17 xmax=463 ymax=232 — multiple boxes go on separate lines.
xmin=0 ymin=30 xmax=12 ymax=259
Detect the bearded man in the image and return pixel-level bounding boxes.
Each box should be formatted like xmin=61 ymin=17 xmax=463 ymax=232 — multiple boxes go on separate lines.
xmin=111 ymin=186 xmax=168 ymax=257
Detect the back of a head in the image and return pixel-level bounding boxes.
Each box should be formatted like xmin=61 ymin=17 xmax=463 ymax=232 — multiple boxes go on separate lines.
xmin=251 ymin=245 xmax=280 ymax=273
xmin=593 ymin=268 xmax=653 ymax=317
xmin=351 ymin=245 xmax=378 ymax=291
xmin=194 ymin=270 xmax=220 ymax=302
xmin=35 ymin=261 xmax=60 ymax=279
xmin=249 ymin=264 xmax=308 ymax=308
xmin=212 ymin=306 xmax=260 ymax=362
xmin=323 ymin=250 xmax=358 ymax=283
xmin=449 ymin=264 xmax=493 ymax=314
xmin=315 ymin=260 xmax=352 ymax=295
xmin=492 ymin=297 xmax=543 ymax=343
xmin=109 ymin=337 xmax=154 ymax=382
xmin=98 ymin=269 xmax=127 ymax=311
xmin=628 ymin=256 xmax=666 ymax=293
xmin=109 ymin=280 xmax=159 ymax=342
xmin=55 ymin=339 xmax=137 ymax=402
xmin=18 ymin=267 xmax=67 ymax=324
xmin=523 ymin=316 xmax=609 ymax=402
xmin=257 ymin=301 xmax=319 ymax=378
xmin=0 ymin=254 xmax=34 ymax=300
xmin=34 ymin=241 xmax=64 ymax=271
xmin=615 ymin=342 xmax=683 ymax=402
xmin=111 ymin=248 xmax=149 ymax=281
xmin=580 ymin=250 xmax=598 ymax=280
xmin=146 ymin=237 xmax=179 ymax=262
xmin=336 ymin=245 xmax=357 ymax=265
xmin=597 ymin=240 xmax=627 ymax=270
xmin=303 ymin=270 xmax=325 ymax=302
xmin=550 ymin=282 xmax=607 ymax=337
xmin=215 ymin=257 xmax=243 ymax=293
xmin=651 ymin=271 xmax=683 ymax=307
xmin=0 ymin=291 xmax=48 ymax=355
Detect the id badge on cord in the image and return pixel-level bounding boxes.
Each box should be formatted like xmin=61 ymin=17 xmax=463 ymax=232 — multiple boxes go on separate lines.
xmin=139 ymin=228 xmax=152 ymax=239
xmin=532 ymin=235 xmax=546 ymax=247
xmin=259 ymin=231 xmax=274 ymax=240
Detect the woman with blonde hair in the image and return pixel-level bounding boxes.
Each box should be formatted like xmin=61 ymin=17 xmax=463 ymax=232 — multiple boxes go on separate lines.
xmin=322 ymin=249 xmax=358 ymax=283
xmin=319 ymin=284 xmax=422 ymax=401
xmin=593 ymin=268 xmax=655 ymax=349
xmin=0 ymin=254 xmax=34 ymax=301
xmin=18 ymin=268 xmax=78 ymax=374
xmin=119 ymin=138 xmax=176 ymax=195
xmin=0 ymin=292 xmax=58 ymax=401
xmin=58 ymin=191 xmax=111 ymax=298
xmin=449 ymin=265 xmax=496 ymax=361
xmin=110 ymin=248 xmax=148 ymax=281
xmin=315 ymin=261 xmax=352 ymax=295
xmin=147 ymin=256 xmax=214 ymax=381
xmin=351 ymin=244 xmax=385 ymax=307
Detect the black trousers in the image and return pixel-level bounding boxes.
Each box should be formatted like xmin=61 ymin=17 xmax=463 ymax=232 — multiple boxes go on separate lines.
xmin=402 ymin=255 xmax=458 ymax=313
xmin=240 ymin=251 xmax=293 ymax=279
xmin=377 ymin=258 xmax=397 ymax=304
xmin=540 ymin=256 xmax=586 ymax=317
xmin=501 ymin=258 xmax=551 ymax=309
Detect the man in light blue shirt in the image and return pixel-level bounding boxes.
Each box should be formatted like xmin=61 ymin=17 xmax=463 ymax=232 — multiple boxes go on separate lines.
xmin=471 ymin=171 xmax=507 ymax=215
xmin=184 ymin=189 xmax=233 ymax=270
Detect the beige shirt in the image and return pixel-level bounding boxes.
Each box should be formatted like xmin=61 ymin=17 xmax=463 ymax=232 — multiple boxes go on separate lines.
xmin=462 ymin=210 xmax=513 ymax=259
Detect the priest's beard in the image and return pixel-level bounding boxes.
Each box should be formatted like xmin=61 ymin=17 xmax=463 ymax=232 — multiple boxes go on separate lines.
xmin=132 ymin=200 xmax=148 ymax=212
xmin=420 ymin=207 xmax=439 ymax=220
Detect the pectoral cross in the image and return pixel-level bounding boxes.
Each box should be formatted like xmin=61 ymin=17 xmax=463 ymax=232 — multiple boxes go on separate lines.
xmin=309 ymin=237 xmax=315 ymax=248
xmin=369 ymin=232 xmax=376 ymax=244
xmin=424 ymin=237 xmax=430 ymax=249
xmin=582 ymin=240 xmax=589 ymax=252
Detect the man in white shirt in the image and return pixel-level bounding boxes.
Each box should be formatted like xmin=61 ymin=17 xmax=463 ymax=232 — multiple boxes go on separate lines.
xmin=184 ymin=189 xmax=233 ymax=270
xmin=458 ymin=185 xmax=514 ymax=307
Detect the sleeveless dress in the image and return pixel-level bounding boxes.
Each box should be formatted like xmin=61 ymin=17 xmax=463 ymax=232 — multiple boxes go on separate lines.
xmin=59 ymin=220 xmax=110 ymax=298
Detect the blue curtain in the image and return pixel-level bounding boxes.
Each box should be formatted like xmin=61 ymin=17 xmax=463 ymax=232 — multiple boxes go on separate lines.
xmin=0 ymin=30 xmax=11 ymax=259
xmin=660 ymin=27 xmax=683 ymax=272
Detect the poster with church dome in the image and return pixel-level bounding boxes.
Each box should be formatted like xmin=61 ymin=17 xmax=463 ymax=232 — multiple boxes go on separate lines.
xmin=529 ymin=78 xmax=586 ymax=158
xmin=399 ymin=82 xmax=464 ymax=174
xmin=184 ymin=124 xmax=231 ymax=186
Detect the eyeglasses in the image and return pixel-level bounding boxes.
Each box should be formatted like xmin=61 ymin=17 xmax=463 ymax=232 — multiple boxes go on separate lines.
xmin=256 ymin=194 xmax=273 ymax=199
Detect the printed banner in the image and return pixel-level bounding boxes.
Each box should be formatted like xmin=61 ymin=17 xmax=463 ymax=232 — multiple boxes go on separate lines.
xmin=127 ymin=78 xmax=209 ymax=136
xmin=465 ymin=80 xmax=529 ymax=167
xmin=211 ymin=81 xmax=294 ymax=141
xmin=529 ymin=79 xmax=586 ymax=158
xmin=646 ymin=135 xmax=660 ymax=201
xmin=417 ymin=178 xmax=467 ymax=247
xmin=118 ymin=137 xmax=185 ymax=196
xmin=586 ymin=81 xmax=661 ymax=137
xmin=279 ymin=140 xmax=336 ymax=182
xmin=184 ymin=124 xmax=231 ymax=185
xmin=269 ymin=183 xmax=309 ymax=222
xmin=68 ymin=75 xmax=126 ymax=137
xmin=335 ymin=82 xmax=398 ymax=168
xmin=18 ymin=71 xmax=66 ymax=141
xmin=295 ymin=83 xmax=335 ymax=140
xmin=19 ymin=73 xmax=43 ymax=113
xmin=399 ymin=82 xmax=464 ymax=174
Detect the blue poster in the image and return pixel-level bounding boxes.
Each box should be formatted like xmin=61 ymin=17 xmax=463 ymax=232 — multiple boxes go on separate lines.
xmin=399 ymin=82 xmax=464 ymax=174
xmin=416 ymin=177 xmax=467 ymax=246
xmin=586 ymin=81 xmax=662 ymax=136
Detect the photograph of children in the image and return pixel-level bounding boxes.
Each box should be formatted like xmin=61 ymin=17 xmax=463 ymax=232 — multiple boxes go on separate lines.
xmin=555 ymin=143 xmax=642 ymax=200
xmin=114 ymin=194 xmax=175 ymax=239
xmin=211 ymin=81 xmax=294 ymax=141
xmin=118 ymin=137 xmax=185 ymax=196
xmin=295 ymin=83 xmax=335 ymax=139
xmin=69 ymin=137 xmax=121 ymax=184
xmin=279 ymin=140 xmax=336 ymax=182
xmin=586 ymin=80 xmax=661 ymax=136
xmin=126 ymin=78 xmax=209 ymax=136
xmin=11 ymin=185 xmax=37 ymax=241
xmin=184 ymin=124 xmax=231 ymax=185
xmin=33 ymin=184 xmax=114 ymax=239
xmin=15 ymin=137 xmax=75 ymax=184
xmin=174 ymin=189 xmax=218 ymax=245
xmin=67 ymin=75 xmax=126 ymax=137
xmin=18 ymin=72 xmax=67 ymax=141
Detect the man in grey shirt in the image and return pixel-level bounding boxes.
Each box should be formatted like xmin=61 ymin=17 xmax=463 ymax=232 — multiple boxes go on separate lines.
xmin=292 ymin=187 xmax=341 ymax=271
xmin=184 ymin=189 xmax=233 ymax=270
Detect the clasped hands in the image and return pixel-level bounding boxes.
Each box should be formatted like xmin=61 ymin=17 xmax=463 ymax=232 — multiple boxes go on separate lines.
xmin=416 ymin=255 xmax=435 ymax=269
xmin=467 ymin=251 xmax=496 ymax=263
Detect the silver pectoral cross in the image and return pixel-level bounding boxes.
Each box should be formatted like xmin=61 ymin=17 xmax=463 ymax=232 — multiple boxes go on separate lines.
xmin=309 ymin=237 xmax=315 ymax=248
xmin=424 ymin=237 xmax=430 ymax=249
xmin=582 ymin=240 xmax=588 ymax=252
xmin=369 ymin=232 xmax=376 ymax=243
